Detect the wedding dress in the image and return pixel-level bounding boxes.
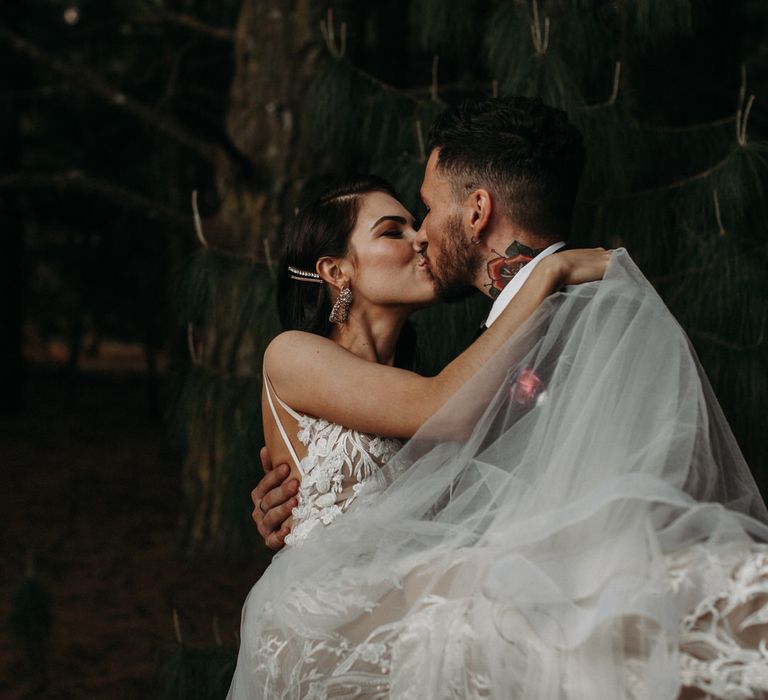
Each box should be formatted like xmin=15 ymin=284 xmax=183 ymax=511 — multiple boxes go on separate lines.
xmin=228 ymin=250 xmax=768 ymax=699
xmin=262 ymin=376 xmax=403 ymax=548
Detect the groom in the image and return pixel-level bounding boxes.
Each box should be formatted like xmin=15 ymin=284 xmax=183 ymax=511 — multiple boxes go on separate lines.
xmin=252 ymin=95 xmax=587 ymax=550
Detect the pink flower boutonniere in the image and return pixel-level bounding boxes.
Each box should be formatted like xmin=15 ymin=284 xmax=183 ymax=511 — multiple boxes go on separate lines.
xmin=509 ymin=367 xmax=546 ymax=405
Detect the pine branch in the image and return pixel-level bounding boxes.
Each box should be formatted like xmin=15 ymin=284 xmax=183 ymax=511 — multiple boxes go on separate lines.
xmin=0 ymin=170 xmax=191 ymax=227
xmin=320 ymin=8 xmax=347 ymax=59
xmin=351 ymin=62 xmax=425 ymax=105
xmin=401 ymin=80 xmax=494 ymax=98
xmin=652 ymin=114 xmax=736 ymax=133
xmin=130 ymin=11 xmax=235 ymax=42
xmin=650 ymin=242 xmax=768 ymax=285
xmin=612 ymin=154 xmax=733 ymax=200
xmin=0 ymin=27 xmax=231 ymax=167
xmin=583 ymin=62 xmax=621 ymax=111
xmin=690 ymin=330 xmax=766 ymax=352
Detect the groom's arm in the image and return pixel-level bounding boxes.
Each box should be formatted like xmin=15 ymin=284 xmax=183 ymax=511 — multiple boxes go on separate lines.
xmin=251 ymin=446 xmax=298 ymax=551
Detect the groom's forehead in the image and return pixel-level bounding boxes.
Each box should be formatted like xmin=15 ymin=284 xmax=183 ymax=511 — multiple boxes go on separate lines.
xmin=421 ymin=150 xmax=449 ymax=197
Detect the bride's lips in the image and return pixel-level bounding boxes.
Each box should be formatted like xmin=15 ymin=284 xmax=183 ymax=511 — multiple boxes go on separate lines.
xmin=417 ymin=258 xmax=433 ymax=278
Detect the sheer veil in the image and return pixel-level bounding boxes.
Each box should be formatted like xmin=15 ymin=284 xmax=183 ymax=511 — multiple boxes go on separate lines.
xmin=229 ymin=249 xmax=768 ymax=699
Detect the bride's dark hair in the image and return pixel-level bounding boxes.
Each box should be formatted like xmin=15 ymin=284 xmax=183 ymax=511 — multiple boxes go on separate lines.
xmin=278 ymin=174 xmax=417 ymax=369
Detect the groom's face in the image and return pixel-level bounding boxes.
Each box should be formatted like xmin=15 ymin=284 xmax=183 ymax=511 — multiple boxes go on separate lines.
xmin=416 ymin=149 xmax=482 ymax=301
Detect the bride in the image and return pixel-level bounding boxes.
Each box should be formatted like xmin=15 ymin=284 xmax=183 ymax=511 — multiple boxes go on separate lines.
xmin=227 ymin=176 xmax=768 ymax=699
xmin=230 ymin=96 xmax=768 ymax=698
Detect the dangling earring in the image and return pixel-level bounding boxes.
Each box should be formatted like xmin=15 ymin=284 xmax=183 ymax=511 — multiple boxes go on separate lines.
xmin=329 ymin=286 xmax=353 ymax=324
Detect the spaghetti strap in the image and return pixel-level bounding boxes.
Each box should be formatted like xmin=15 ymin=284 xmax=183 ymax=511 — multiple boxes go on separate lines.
xmin=264 ymin=372 xmax=303 ymax=420
xmin=263 ymin=372 xmax=303 ymax=472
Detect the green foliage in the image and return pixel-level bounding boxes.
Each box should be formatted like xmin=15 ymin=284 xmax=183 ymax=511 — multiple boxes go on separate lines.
xmin=621 ymin=0 xmax=693 ymax=44
xmin=8 ymin=576 xmax=52 ymax=638
xmin=573 ymin=105 xmax=637 ymax=204
xmin=305 ymin=57 xmax=366 ymax=155
xmin=373 ymin=101 xmax=445 ymax=213
xmin=175 ymin=250 xmax=279 ymax=374
xmin=375 ymin=153 xmax=427 ymax=215
xmin=408 ymin=0 xmax=479 ymax=59
xmin=8 ymin=575 xmax=52 ymax=675
xmin=485 ymin=2 xmax=609 ymax=110
xmin=172 ymin=0 xmax=768 ymax=555
xmin=305 ymin=56 xmax=434 ymax=175
xmin=364 ymin=89 xmax=410 ymax=168
xmin=484 ymin=2 xmax=537 ymax=93
xmin=173 ymin=251 xmax=280 ymax=550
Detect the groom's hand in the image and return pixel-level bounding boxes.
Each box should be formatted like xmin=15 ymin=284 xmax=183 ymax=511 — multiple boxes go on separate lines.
xmin=251 ymin=446 xmax=298 ymax=551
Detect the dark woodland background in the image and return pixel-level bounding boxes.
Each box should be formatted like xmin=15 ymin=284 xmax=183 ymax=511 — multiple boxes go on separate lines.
xmin=1 ymin=0 xmax=767 ymax=697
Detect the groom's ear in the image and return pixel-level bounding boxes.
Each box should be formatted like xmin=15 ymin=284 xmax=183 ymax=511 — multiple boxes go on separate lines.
xmin=466 ymin=188 xmax=493 ymax=243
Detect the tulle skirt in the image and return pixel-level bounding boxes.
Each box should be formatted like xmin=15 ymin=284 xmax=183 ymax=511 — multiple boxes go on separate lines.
xmin=228 ymin=250 xmax=768 ymax=699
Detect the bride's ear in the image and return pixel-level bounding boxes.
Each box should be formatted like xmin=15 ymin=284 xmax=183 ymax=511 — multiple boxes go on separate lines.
xmin=317 ymin=257 xmax=350 ymax=290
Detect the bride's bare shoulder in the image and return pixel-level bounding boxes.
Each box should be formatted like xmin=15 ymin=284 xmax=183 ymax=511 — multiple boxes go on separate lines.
xmin=264 ymin=331 xmax=344 ymax=378
xmin=266 ymin=330 xmax=337 ymax=355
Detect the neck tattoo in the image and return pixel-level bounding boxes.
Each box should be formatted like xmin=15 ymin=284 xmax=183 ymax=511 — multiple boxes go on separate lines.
xmin=485 ymin=240 xmax=547 ymax=299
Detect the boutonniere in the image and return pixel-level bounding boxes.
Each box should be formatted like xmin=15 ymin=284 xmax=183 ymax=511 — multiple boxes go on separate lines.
xmin=509 ymin=367 xmax=546 ymax=406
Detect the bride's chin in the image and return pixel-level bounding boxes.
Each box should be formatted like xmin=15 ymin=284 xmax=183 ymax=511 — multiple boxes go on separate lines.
xmin=417 ymin=281 xmax=440 ymax=307
xmin=414 ymin=292 xmax=439 ymax=310
xmin=400 ymin=293 xmax=438 ymax=312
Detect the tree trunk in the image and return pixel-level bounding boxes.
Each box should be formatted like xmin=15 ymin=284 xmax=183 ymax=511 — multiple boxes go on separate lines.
xmin=178 ymin=0 xmax=351 ymax=552
xmin=221 ymin=0 xmax=324 ymax=253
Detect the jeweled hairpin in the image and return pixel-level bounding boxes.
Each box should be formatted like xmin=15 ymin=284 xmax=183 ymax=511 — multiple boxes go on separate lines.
xmin=287 ymin=265 xmax=323 ymax=283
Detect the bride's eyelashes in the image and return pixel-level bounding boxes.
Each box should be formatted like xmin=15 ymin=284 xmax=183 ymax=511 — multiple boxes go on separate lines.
xmin=382 ymin=229 xmax=404 ymax=238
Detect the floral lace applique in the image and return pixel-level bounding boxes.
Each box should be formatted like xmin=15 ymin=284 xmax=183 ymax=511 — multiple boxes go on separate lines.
xmin=284 ymin=415 xmax=401 ymax=548
xmin=676 ymin=547 xmax=768 ymax=699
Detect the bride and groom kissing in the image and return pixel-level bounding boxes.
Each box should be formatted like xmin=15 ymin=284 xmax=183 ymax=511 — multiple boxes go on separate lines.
xmin=252 ymin=95 xmax=605 ymax=548
xmin=228 ymin=96 xmax=768 ymax=698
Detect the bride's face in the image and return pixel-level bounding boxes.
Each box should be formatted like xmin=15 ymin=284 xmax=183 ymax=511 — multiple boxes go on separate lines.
xmin=344 ymin=191 xmax=437 ymax=309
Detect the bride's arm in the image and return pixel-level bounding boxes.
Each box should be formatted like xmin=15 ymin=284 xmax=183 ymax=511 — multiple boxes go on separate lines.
xmin=265 ymin=248 xmax=609 ymax=438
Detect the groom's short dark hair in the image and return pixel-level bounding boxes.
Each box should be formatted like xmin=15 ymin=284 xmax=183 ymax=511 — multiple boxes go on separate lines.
xmin=428 ymin=96 xmax=585 ymax=240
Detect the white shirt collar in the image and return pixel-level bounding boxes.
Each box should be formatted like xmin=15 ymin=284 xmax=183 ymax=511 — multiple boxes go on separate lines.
xmin=484 ymin=241 xmax=566 ymax=328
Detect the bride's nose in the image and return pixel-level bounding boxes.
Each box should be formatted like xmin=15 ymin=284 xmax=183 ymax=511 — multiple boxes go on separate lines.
xmin=413 ymin=227 xmax=427 ymax=254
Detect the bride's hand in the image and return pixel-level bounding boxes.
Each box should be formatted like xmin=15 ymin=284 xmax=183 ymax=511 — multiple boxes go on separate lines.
xmin=542 ymin=247 xmax=612 ymax=286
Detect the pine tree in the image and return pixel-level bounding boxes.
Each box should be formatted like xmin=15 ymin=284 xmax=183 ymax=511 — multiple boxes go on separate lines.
xmin=174 ymin=0 xmax=768 ymax=553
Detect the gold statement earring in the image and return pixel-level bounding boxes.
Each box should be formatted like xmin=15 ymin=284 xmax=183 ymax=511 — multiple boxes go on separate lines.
xmin=329 ymin=285 xmax=353 ymax=324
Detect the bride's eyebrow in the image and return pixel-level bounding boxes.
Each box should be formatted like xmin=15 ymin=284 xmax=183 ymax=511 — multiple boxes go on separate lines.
xmin=370 ymin=215 xmax=407 ymax=230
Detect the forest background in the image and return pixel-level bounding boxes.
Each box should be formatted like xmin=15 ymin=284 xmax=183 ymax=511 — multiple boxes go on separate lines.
xmin=1 ymin=0 xmax=767 ymax=697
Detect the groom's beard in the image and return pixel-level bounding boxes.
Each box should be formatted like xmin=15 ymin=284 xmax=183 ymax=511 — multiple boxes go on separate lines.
xmin=431 ymin=213 xmax=483 ymax=303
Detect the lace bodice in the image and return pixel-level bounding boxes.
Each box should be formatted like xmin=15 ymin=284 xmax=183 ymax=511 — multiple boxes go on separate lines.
xmin=285 ymin=414 xmax=401 ymax=547
xmin=263 ymin=375 xmax=401 ymax=548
